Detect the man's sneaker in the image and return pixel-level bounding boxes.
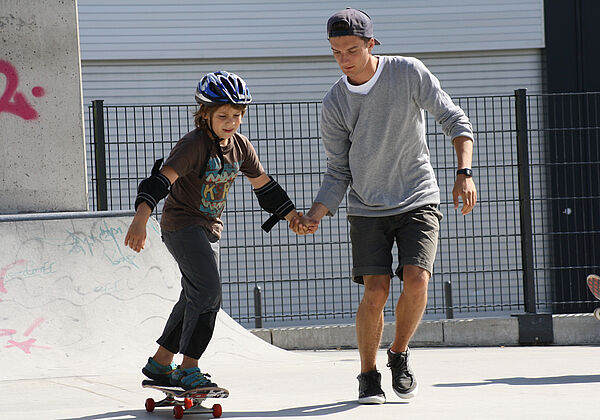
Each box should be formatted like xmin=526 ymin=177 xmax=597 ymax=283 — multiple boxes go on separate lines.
xmin=387 ymin=348 xmax=418 ymax=399
xmin=141 ymin=357 xmax=177 ymax=385
xmin=357 ymin=370 xmax=386 ymax=404
xmin=169 ymin=367 xmax=217 ymax=390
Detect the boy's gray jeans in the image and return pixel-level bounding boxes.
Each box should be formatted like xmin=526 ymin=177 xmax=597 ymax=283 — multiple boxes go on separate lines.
xmin=157 ymin=224 xmax=221 ymax=360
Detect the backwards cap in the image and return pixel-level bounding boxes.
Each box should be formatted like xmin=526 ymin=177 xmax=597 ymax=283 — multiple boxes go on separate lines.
xmin=327 ymin=8 xmax=381 ymax=45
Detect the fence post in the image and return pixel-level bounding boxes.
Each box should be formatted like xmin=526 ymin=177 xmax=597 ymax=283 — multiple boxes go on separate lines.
xmin=514 ymin=89 xmax=536 ymax=314
xmin=253 ymin=286 xmax=263 ymax=328
xmin=444 ymin=280 xmax=454 ymax=319
xmin=92 ymin=100 xmax=108 ymax=211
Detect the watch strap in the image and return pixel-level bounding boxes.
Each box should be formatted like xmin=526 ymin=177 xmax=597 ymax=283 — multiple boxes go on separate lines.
xmin=456 ymin=168 xmax=473 ymax=177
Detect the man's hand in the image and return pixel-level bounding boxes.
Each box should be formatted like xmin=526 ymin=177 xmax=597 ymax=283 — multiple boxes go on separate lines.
xmin=452 ymin=175 xmax=477 ymax=215
xmin=289 ymin=202 xmax=329 ymax=235
xmin=289 ymin=213 xmax=320 ymax=235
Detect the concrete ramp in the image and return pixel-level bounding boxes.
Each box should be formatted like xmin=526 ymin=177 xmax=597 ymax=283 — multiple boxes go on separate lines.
xmin=0 ymin=213 xmax=597 ymax=420
xmin=0 ymin=212 xmax=288 ymax=381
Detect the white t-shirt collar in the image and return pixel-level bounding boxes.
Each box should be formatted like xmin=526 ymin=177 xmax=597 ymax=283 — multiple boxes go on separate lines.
xmin=343 ymin=56 xmax=385 ymax=95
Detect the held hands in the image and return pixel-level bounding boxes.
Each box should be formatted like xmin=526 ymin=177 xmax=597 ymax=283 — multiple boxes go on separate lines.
xmin=288 ymin=212 xmax=320 ymax=235
xmin=453 ymin=175 xmax=477 ymax=215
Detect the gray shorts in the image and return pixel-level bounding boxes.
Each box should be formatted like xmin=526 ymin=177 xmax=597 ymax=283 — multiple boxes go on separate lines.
xmin=348 ymin=204 xmax=443 ymax=284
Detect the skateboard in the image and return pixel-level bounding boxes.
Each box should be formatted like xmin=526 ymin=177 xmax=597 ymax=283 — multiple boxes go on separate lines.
xmin=142 ymin=380 xmax=229 ymax=419
xmin=586 ymin=274 xmax=600 ymax=320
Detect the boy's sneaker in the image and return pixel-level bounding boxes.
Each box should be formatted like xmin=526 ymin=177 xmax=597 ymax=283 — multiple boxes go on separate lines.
xmin=142 ymin=357 xmax=177 ymax=385
xmin=387 ymin=348 xmax=418 ymax=399
xmin=357 ymin=370 xmax=386 ymax=404
xmin=169 ymin=367 xmax=217 ymax=390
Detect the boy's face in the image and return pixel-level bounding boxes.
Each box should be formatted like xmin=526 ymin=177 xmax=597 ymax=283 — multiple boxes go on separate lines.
xmin=207 ymin=104 xmax=245 ymax=141
xmin=329 ymin=35 xmax=375 ymax=84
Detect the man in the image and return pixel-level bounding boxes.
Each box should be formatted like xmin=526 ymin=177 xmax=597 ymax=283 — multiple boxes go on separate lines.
xmin=291 ymin=8 xmax=477 ymax=404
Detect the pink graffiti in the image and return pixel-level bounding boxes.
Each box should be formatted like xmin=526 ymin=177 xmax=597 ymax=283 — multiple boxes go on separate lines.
xmin=0 ymin=259 xmax=26 ymax=295
xmin=5 ymin=338 xmax=52 ymax=354
xmin=23 ymin=317 xmax=45 ymax=336
xmin=2 ymin=317 xmax=51 ymax=354
xmin=0 ymin=59 xmax=45 ymax=120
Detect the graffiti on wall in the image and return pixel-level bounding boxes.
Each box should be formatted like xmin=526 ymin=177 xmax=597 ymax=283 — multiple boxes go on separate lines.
xmin=0 ymin=217 xmax=176 ymax=355
xmin=0 ymin=59 xmax=45 ymax=120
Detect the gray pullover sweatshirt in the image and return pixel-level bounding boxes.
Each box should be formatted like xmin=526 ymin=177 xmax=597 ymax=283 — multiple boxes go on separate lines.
xmin=314 ymin=55 xmax=473 ymax=217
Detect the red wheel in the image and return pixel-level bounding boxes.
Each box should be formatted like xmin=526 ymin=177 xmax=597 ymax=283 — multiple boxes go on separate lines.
xmin=145 ymin=398 xmax=155 ymax=412
xmin=212 ymin=403 xmax=223 ymax=418
xmin=184 ymin=397 xmax=193 ymax=409
xmin=173 ymin=405 xmax=184 ymax=419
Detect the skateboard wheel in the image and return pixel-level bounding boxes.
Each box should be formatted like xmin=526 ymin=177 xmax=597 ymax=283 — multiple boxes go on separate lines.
xmin=212 ymin=403 xmax=222 ymax=418
xmin=184 ymin=397 xmax=193 ymax=409
xmin=594 ymin=308 xmax=600 ymax=320
xmin=173 ymin=405 xmax=184 ymax=419
xmin=145 ymin=398 xmax=155 ymax=412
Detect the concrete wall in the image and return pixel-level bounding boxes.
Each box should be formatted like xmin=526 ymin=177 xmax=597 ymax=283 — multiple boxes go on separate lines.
xmin=251 ymin=315 xmax=600 ymax=349
xmin=0 ymin=0 xmax=87 ymax=213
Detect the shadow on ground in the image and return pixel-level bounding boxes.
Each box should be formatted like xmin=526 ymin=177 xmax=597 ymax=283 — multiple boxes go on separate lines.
xmin=434 ymin=374 xmax=600 ymax=387
xmin=59 ymin=399 xmax=410 ymax=419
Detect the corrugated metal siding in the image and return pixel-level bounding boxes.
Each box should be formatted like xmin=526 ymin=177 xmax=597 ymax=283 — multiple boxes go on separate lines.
xmin=81 ymin=48 xmax=543 ymax=105
xmin=78 ymin=0 xmax=544 ymax=60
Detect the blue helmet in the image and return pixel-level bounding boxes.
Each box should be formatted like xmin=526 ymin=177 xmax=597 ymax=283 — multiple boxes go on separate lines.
xmin=195 ymin=71 xmax=252 ymax=105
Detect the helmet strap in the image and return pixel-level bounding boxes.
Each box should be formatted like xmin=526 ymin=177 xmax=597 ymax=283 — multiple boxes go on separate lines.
xmin=203 ymin=118 xmax=226 ymax=175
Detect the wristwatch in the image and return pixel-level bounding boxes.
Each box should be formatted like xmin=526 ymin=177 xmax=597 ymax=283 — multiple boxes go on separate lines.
xmin=456 ymin=168 xmax=473 ymax=177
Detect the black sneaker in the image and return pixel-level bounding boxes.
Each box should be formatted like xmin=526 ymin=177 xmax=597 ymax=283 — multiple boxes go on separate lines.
xmin=357 ymin=370 xmax=386 ymax=404
xmin=387 ymin=348 xmax=418 ymax=398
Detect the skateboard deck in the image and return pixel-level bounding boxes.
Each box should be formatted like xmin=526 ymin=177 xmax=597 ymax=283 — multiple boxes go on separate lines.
xmin=142 ymin=380 xmax=229 ymax=418
xmin=586 ymin=274 xmax=600 ymax=320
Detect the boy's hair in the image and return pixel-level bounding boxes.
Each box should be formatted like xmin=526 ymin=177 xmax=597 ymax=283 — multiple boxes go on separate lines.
xmin=329 ymin=21 xmax=371 ymax=45
xmin=194 ymin=103 xmax=247 ymax=129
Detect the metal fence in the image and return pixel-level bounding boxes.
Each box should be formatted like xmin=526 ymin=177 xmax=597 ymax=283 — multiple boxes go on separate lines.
xmin=86 ymin=90 xmax=600 ymax=327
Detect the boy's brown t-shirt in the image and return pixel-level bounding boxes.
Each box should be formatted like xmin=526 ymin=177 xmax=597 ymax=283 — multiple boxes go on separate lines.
xmin=160 ymin=128 xmax=265 ymax=238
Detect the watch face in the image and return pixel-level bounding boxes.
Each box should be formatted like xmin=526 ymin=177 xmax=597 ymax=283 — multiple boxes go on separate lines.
xmin=457 ymin=169 xmax=472 ymax=177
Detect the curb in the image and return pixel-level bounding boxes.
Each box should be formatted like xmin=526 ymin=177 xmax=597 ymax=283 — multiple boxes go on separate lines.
xmin=249 ymin=313 xmax=600 ymax=349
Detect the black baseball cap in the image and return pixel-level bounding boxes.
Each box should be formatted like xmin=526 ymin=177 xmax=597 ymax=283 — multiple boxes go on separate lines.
xmin=327 ymin=8 xmax=381 ymax=45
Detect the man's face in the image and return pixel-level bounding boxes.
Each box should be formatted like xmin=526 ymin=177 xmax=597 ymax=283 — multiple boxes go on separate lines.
xmin=329 ymin=36 xmax=375 ymax=84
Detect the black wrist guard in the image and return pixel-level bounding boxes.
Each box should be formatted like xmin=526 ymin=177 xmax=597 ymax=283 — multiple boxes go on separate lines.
xmin=254 ymin=176 xmax=295 ymax=232
xmin=134 ymin=158 xmax=171 ymax=211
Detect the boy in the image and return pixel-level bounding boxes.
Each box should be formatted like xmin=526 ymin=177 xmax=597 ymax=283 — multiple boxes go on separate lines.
xmin=125 ymin=71 xmax=299 ymax=389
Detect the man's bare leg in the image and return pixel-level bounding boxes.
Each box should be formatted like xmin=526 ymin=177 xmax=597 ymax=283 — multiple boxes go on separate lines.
xmin=385 ymin=265 xmax=429 ymax=399
xmin=356 ymin=274 xmax=390 ymax=373
xmin=390 ymin=264 xmax=430 ymax=352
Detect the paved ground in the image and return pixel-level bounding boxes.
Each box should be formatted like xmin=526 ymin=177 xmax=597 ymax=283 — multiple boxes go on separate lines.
xmin=1 ymin=346 xmax=598 ymax=419
xmin=1 ymin=213 xmax=598 ymax=419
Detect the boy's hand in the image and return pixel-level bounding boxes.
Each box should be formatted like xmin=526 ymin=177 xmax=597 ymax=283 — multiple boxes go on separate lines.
xmin=125 ymin=203 xmax=152 ymax=252
xmin=289 ymin=213 xmax=320 ymax=235
xmin=124 ymin=219 xmax=147 ymax=252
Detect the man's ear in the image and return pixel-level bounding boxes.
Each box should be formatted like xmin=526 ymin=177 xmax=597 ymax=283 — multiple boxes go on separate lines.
xmin=368 ymin=38 xmax=375 ymax=52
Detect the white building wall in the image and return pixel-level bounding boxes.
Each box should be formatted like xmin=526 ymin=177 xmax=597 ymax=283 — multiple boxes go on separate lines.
xmin=78 ymin=0 xmax=544 ymax=60
xmin=81 ymin=48 xmax=543 ymax=106
xmin=78 ymin=0 xmax=545 ymax=104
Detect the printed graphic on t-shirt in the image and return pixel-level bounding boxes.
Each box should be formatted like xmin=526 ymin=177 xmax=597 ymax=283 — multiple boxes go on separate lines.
xmin=199 ymin=156 xmax=242 ymax=217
